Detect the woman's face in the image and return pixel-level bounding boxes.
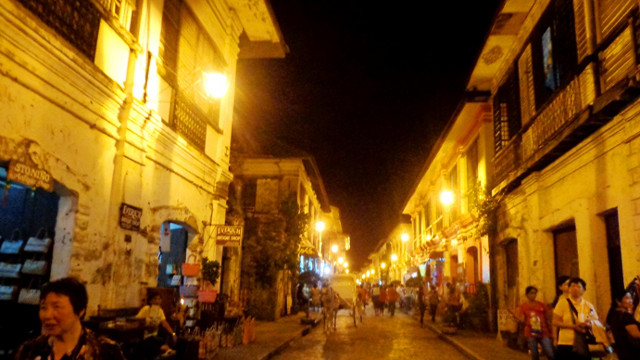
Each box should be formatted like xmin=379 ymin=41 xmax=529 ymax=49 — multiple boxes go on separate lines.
xmin=619 ymin=293 xmax=633 ymax=311
xmin=569 ymin=281 xmax=585 ymax=298
xmin=39 ymin=292 xmax=82 ymax=337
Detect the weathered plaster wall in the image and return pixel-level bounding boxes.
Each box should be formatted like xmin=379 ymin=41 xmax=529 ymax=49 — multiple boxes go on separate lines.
xmin=496 ymin=99 xmax=640 ymax=315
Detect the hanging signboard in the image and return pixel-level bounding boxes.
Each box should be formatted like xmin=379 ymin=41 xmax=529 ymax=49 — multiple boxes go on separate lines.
xmin=7 ymin=160 xmax=54 ymax=192
xmin=215 ymin=225 xmax=243 ymax=247
xmin=119 ymin=203 xmax=142 ymax=232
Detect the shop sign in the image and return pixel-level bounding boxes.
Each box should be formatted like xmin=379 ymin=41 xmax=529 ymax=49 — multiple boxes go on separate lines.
xmin=7 ymin=160 xmax=54 ymax=192
xmin=215 ymin=225 xmax=243 ymax=247
xmin=119 ymin=203 xmax=142 ymax=231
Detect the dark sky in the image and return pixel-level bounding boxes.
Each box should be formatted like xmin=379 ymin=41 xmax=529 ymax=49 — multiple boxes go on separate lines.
xmin=234 ymin=1 xmax=502 ymax=270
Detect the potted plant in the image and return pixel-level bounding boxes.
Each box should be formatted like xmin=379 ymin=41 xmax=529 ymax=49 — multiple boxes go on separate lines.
xmin=199 ymin=257 xmax=220 ymax=303
xmin=466 ymin=283 xmax=490 ymax=332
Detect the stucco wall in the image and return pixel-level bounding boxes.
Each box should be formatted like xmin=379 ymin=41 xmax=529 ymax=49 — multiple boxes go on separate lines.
xmin=496 ymin=99 xmax=640 ymax=316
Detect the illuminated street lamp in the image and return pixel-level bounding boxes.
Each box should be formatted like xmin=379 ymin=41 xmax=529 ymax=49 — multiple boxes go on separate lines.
xmin=401 ymin=233 xmax=409 ymax=242
xmin=366 ymin=270 xmax=370 ymax=277
xmin=380 ymin=262 xmax=386 ymax=269
xmin=344 ymin=262 xmax=349 ymax=268
xmin=316 ymin=221 xmax=326 ymax=232
xmin=331 ymin=244 xmax=339 ymax=253
xmin=371 ymin=269 xmax=375 ymax=275
xmin=338 ymin=257 xmax=344 ymax=264
xmin=440 ymin=190 xmax=454 ymax=206
xmin=203 ymin=72 xmax=229 ymax=98
xmin=391 ymin=254 xmax=398 ymax=262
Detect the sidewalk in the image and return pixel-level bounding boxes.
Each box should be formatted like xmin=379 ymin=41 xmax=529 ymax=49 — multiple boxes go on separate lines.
xmin=413 ymin=312 xmax=529 ymax=360
xmin=216 ymin=311 xmax=321 ymax=360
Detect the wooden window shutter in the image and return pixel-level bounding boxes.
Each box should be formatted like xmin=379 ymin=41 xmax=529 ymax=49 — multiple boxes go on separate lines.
xmin=595 ymin=0 xmax=635 ymax=42
xmin=159 ymin=0 xmax=180 ymax=86
xmin=505 ymin=68 xmax=522 ymax=139
xmin=600 ymin=24 xmax=636 ymax=92
xmin=493 ymin=90 xmax=507 ymax=153
xmin=573 ymin=0 xmax=591 ymax=63
xmin=553 ymin=0 xmax=579 ymax=87
xmin=518 ymin=44 xmax=536 ymax=126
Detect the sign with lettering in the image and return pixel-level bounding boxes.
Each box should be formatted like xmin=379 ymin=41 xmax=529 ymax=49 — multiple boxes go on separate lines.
xmin=7 ymin=160 xmax=54 ymax=192
xmin=215 ymin=225 xmax=243 ymax=247
xmin=119 ymin=203 xmax=143 ymax=232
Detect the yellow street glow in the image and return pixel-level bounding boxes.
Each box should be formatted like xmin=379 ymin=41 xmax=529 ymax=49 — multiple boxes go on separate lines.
xmin=440 ymin=190 xmax=454 ymax=206
xmin=401 ymin=233 xmax=409 ymax=242
xmin=203 ymin=72 xmax=229 ymax=98
xmin=391 ymin=254 xmax=398 ymax=262
xmin=338 ymin=257 xmax=344 ymax=264
xmin=316 ymin=221 xmax=325 ymax=232
xmin=380 ymin=262 xmax=386 ymax=269
xmin=331 ymin=244 xmax=338 ymax=253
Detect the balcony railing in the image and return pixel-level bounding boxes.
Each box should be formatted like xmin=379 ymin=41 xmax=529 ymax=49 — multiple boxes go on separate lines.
xmin=492 ymin=134 xmax=520 ymax=187
xmin=521 ymin=63 xmax=596 ymax=162
xmin=493 ymin=18 xmax=640 ymax=192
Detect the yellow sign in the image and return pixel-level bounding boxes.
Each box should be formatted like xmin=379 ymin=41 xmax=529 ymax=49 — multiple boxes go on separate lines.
xmin=215 ymin=225 xmax=243 ymax=247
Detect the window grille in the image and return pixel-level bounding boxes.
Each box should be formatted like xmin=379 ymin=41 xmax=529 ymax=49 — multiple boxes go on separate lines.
xmin=17 ymin=0 xmax=101 ymax=60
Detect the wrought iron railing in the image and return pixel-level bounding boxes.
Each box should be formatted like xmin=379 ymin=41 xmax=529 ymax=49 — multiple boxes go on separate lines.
xmin=172 ymin=91 xmax=207 ymax=152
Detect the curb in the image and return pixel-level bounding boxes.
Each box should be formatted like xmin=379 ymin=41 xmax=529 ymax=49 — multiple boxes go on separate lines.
xmin=258 ymin=317 xmax=321 ymax=360
xmin=421 ymin=321 xmax=485 ymax=360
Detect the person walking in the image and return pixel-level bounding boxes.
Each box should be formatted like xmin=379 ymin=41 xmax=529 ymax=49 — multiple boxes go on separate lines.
xmin=372 ymin=285 xmax=381 ymax=316
xmin=387 ymin=286 xmax=399 ymax=317
xmin=606 ymin=289 xmax=640 ymax=360
xmin=553 ymin=277 xmax=598 ymax=360
xmin=516 ymin=286 xmax=555 ymax=360
xmin=428 ymin=286 xmax=439 ymax=322
xmin=417 ymin=284 xmax=427 ymax=326
xmin=551 ymin=275 xmax=571 ymax=347
xmin=311 ymin=283 xmax=321 ymax=312
xmin=379 ymin=285 xmax=388 ymax=315
xmin=15 ymin=277 xmax=126 ymax=360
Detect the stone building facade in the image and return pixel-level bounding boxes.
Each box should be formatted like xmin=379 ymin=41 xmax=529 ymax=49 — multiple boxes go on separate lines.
xmin=466 ymin=0 xmax=640 ymax=319
xmin=0 ymin=0 xmax=286 ymax=320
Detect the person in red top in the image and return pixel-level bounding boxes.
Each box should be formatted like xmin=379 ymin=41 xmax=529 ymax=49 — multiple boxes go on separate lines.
xmin=386 ymin=286 xmax=400 ymax=316
xmin=516 ymin=286 xmax=555 ymax=360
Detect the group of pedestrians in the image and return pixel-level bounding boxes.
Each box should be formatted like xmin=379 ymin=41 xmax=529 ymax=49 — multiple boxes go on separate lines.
xmin=369 ymin=284 xmax=400 ymax=316
xmin=516 ymin=275 xmax=640 ymax=360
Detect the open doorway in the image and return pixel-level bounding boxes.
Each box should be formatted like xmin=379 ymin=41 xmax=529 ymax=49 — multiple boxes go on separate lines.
xmin=157 ymin=221 xmax=192 ymax=287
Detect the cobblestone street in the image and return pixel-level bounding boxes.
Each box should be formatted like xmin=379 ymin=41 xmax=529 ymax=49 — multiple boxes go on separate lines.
xmin=272 ymin=308 xmax=470 ymax=360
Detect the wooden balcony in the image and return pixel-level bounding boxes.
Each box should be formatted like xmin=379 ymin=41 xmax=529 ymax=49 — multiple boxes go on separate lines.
xmin=493 ymin=21 xmax=640 ymax=193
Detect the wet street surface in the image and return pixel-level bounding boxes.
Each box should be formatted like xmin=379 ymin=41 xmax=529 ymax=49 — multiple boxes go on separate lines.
xmin=272 ymin=308 xmax=470 ymax=360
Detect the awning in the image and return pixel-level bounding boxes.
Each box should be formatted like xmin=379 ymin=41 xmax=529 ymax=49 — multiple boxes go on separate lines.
xmin=429 ymin=251 xmax=444 ymax=259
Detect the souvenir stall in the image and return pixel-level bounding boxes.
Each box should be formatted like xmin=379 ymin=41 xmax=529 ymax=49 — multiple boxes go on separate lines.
xmin=0 ymin=164 xmax=59 ymax=358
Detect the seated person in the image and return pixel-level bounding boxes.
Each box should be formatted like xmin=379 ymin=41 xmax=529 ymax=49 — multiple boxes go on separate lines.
xmin=135 ymin=294 xmax=177 ymax=359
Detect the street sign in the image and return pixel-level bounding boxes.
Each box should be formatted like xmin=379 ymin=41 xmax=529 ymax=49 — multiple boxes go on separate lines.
xmin=119 ymin=203 xmax=142 ymax=232
xmin=215 ymin=225 xmax=243 ymax=247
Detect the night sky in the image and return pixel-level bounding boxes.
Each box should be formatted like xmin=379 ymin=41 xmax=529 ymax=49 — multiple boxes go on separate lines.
xmin=234 ymin=1 xmax=502 ymax=270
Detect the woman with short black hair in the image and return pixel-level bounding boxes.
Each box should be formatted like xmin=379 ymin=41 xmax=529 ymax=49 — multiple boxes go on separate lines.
xmin=15 ymin=277 xmax=125 ymax=360
xmin=606 ymin=290 xmax=640 ymax=360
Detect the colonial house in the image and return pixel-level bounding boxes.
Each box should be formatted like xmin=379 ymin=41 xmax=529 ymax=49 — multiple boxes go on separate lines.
xmin=229 ymin=149 xmax=334 ymax=319
xmin=470 ymin=0 xmax=640 ymax=320
xmin=402 ymin=93 xmax=494 ymax=293
xmin=0 ymin=0 xmax=286 ymax=346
